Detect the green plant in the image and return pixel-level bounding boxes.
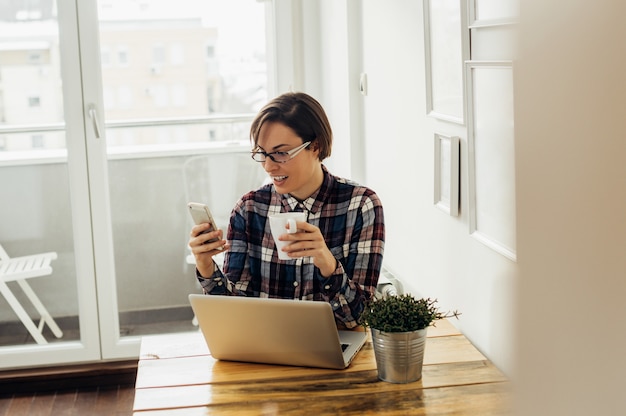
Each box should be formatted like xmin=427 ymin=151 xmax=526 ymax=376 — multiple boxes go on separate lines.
xmin=359 ymin=294 xmax=460 ymax=332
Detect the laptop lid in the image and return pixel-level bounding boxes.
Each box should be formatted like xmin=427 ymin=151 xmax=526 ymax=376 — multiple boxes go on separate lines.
xmin=188 ymin=294 xmax=367 ymax=370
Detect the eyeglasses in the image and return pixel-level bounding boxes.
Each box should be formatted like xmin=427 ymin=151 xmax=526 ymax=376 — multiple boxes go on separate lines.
xmin=251 ymin=141 xmax=312 ymax=163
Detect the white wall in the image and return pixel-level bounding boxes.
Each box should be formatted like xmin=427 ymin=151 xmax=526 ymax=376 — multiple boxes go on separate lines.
xmin=514 ymin=1 xmax=626 ymax=414
xmin=308 ymin=0 xmax=517 ymax=375
xmin=360 ymin=0 xmax=517 ymax=376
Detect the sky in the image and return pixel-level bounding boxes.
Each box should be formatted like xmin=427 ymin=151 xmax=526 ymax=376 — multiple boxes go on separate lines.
xmin=97 ymin=0 xmax=266 ymax=57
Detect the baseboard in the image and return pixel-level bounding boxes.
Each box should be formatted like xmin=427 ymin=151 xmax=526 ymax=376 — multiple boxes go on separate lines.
xmin=0 ymin=360 xmax=138 ymax=394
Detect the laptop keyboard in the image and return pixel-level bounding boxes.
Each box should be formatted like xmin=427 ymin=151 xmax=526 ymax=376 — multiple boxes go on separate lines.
xmin=341 ymin=343 xmax=349 ymax=352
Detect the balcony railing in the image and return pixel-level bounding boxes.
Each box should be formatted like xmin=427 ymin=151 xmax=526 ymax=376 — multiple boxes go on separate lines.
xmin=0 ymin=114 xmax=256 ymax=165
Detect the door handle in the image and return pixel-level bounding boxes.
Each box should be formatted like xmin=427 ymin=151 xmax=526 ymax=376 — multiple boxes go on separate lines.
xmin=88 ymin=104 xmax=101 ymax=139
xmin=359 ymin=73 xmax=368 ymax=96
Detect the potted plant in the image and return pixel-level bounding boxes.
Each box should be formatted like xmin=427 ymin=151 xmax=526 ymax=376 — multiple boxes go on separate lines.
xmin=360 ymin=294 xmax=460 ymax=383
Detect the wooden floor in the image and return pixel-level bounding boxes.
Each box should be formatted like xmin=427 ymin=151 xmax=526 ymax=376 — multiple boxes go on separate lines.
xmin=0 ymin=384 xmax=135 ymax=416
xmin=0 ymin=359 xmax=137 ymax=416
xmin=0 ymin=318 xmax=189 ymax=415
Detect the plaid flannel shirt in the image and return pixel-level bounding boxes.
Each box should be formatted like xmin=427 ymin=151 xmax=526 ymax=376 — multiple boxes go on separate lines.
xmin=197 ymin=165 xmax=385 ymax=329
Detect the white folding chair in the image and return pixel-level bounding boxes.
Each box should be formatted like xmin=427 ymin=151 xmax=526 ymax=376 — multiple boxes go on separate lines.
xmin=0 ymin=244 xmax=64 ymax=344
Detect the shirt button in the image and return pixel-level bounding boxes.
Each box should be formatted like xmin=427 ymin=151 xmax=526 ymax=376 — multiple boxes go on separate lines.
xmin=217 ymin=281 xmax=223 ymax=286
xmin=293 ymin=281 xmax=299 ymax=287
xmin=324 ymin=284 xmax=331 ymax=290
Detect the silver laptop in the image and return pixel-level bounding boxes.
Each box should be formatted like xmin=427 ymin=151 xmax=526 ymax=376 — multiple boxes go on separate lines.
xmin=188 ymin=294 xmax=367 ymax=370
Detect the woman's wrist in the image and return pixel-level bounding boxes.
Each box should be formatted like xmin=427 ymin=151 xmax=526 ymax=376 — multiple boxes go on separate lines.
xmin=197 ymin=259 xmax=216 ymax=279
xmin=320 ymin=254 xmax=339 ymax=278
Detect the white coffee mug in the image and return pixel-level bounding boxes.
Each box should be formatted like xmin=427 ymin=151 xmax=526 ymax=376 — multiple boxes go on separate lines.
xmin=268 ymin=212 xmax=306 ymax=260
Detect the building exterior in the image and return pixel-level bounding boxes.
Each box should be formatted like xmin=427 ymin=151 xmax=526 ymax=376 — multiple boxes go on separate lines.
xmin=0 ymin=0 xmax=267 ymax=151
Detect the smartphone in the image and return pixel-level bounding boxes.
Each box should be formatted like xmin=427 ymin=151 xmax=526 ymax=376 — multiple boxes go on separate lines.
xmin=187 ymin=202 xmax=224 ymax=249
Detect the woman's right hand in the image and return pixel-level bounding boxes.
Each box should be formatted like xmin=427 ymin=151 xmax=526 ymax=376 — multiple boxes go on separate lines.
xmin=188 ymin=223 xmax=229 ymax=278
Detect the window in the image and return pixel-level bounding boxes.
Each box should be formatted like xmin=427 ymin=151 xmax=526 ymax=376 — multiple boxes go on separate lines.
xmin=28 ymin=96 xmax=41 ymax=107
xmin=31 ymin=134 xmax=44 ymax=148
xmin=170 ymin=44 xmax=184 ymax=66
xmin=117 ymin=46 xmax=129 ymax=66
xmin=207 ymin=85 xmax=215 ymax=112
xmin=150 ymin=85 xmax=168 ymax=107
xmin=0 ymin=0 xmax=281 ymax=365
xmin=103 ymin=86 xmax=115 ymax=110
xmin=206 ymin=45 xmax=215 ymax=59
xmin=152 ymin=44 xmax=166 ymax=66
xmin=171 ymin=85 xmax=186 ymax=107
xmin=101 ymin=47 xmax=111 ymax=67
xmin=117 ymin=86 xmax=133 ymax=109
xmin=28 ymin=52 xmax=42 ymax=64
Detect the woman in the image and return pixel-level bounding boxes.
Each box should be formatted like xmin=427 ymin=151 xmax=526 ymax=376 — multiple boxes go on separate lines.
xmin=189 ymin=92 xmax=385 ymax=329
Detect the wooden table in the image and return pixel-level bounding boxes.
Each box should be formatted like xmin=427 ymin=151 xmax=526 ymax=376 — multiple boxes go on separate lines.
xmin=133 ymin=320 xmax=511 ymax=415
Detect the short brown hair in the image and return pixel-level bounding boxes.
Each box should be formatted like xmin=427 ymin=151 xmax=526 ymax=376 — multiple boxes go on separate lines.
xmin=250 ymin=92 xmax=333 ymax=161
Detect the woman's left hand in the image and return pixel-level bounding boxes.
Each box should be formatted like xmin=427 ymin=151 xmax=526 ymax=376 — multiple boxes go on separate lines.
xmin=278 ymin=221 xmax=337 ymax=277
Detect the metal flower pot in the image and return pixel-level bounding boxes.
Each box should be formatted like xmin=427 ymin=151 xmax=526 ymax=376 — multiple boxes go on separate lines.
xmin=371 ymin=327 xmax=428 ymax=383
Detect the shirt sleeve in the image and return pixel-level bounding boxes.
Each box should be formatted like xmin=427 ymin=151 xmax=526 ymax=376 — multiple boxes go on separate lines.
xmin=195 ymin=204 xmax=250 ymax=297
xmin=195 ymin=264 xmax=233 ymax=295
xmin=317 ymin=192 xmax=385 ymax=329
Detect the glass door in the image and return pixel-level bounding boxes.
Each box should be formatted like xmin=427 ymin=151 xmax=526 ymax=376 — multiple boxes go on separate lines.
xmin=0 ymin=0 xmax=271 ymax=368
xmin=83 ymin=0 xmax=269 ymax=359
xmin=0 ymin=1 xmax=101 ymax=368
